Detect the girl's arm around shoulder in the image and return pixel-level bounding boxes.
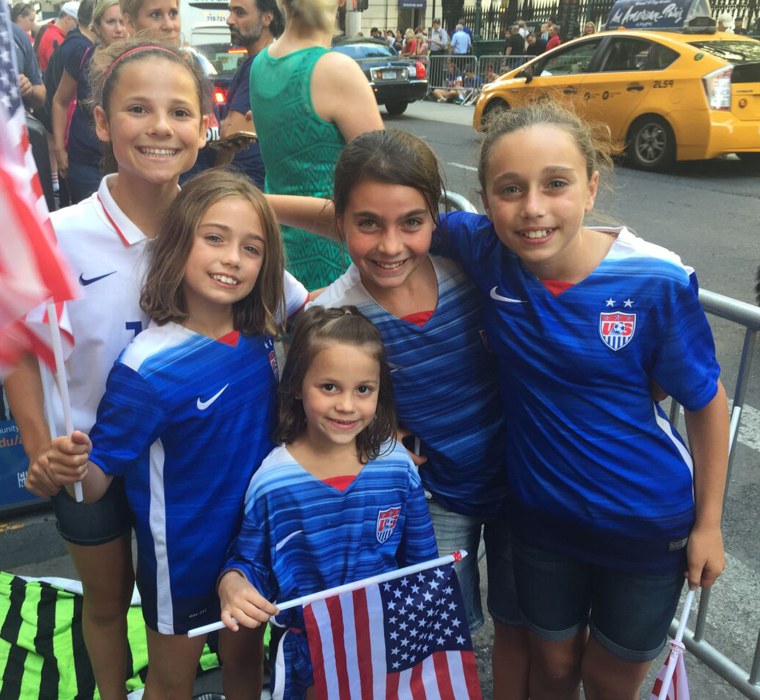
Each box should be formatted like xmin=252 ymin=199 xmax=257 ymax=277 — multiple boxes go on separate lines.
xmin=46 ymin=430 xmax=113 ymax=503
xmin=431 ymin=210 xmax=497 ymax=263
xmin=684 ymin=380 xmax=729 ymax=590
xmin=311 ymin=51 xmax=384 ymax=141
xmin=267 ymin=194 xmax=337 ymax=240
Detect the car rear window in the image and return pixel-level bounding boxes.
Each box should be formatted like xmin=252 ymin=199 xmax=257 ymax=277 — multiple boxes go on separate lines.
xmin=688 ymin=40 xmax=760 ymax=64
xmin=333 ymin=42 xmax=397 ymax=59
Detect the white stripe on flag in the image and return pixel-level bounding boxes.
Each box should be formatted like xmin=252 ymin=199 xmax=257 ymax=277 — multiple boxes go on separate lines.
xmin=448 ymin=650 xmax=470 ymax=699
xmin=398 ymin=667 xmax=412 ymax=697
xmin=311 ymin=598 xmax=341 ymax=699
xmin=365 ymin=585 xmax=387 ymax=697
xmin=338 ymin=591 xmax=361 ymax=698
xmin=421 ymin=654 xmax=443 ymax=700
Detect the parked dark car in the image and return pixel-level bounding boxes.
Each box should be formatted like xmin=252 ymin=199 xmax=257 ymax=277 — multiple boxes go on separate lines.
xmin=192 ymin=42 xmax=248 ymax=114
xmin=332 ymin=38 xmax=428 ymax=115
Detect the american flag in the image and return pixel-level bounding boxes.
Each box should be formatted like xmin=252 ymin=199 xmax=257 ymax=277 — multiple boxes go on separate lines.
xmin=0 ymin=5 xmax=77 ymax=374
xmin=650 ymin=640 xmax=690 ymax=700
xmin=304 ymin=561 xmax=482 ymax=699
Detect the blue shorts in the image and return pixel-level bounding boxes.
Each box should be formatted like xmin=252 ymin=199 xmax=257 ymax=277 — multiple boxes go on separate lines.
xmin=513 ymin=539 xmax=684 ymax=662
xmin=427 ymin=499 xmax=522 ymax=632
xmin=52 ymin=476 xmax=133 ymax=546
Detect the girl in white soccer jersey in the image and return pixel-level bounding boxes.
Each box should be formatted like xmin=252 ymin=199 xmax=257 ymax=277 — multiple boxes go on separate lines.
xmin=217 ymin=305 xmax=439 ymax=699
xmin=6 ymin=38 xmax=211 ymax=699
xmin=46 ymin=169 xmax=306 ymax=698
xmin=432 ymin=103 xmax=729 ymax=699
xmin=270 ymin=129 xmax=530 ymax=699
xmin=7 ymin=39 xmax=305 ymax=699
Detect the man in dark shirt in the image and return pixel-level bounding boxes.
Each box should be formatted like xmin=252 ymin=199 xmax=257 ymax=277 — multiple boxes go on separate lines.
xmin=526 ymin=31 xmax=547 ymax=56
xmin=505 ymin=25 xmax=525 ymax=56
xmin=218 ymin=0 xmax=283 ymax=189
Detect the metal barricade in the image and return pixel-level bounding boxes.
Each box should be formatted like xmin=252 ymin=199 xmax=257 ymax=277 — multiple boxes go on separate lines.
xmin=477 ymin=53 xmax=530 ymax=82
xmin=667 ymin=289 xmax=760 ymax=699
xmin=427 ymin=55 xmax=479 ymax=103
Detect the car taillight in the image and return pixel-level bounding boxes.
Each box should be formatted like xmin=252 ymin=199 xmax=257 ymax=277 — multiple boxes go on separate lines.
xmin=414 ymin=61 xmax=426 ymax=79
xmin=702 ymin=65 xmax=733 ymax=110
xmin=213 ymin=86 xmax=228 ymax=106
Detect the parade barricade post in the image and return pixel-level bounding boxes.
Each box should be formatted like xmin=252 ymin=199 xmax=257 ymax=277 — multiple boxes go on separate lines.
xmin=426 ymin=54 xmax=531 ymax=104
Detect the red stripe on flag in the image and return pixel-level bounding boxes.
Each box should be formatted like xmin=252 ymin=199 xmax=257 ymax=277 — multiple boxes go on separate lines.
xmin=325 ymin=594 xmax=351 ymax=699
xmin=386 ymin=667 xmax=400 ymax=699
xmin=432 ymin=651 xmax=455 ymax=698
xmin=461 ymin=651 xmax=482 ymax=699
xmin=409 ymin=661 xmax=427 ymax=700
xmin=303 ymin=605 xmax=329 ymax=700
xmin=352 ymin=589 xmax=374 ymax=698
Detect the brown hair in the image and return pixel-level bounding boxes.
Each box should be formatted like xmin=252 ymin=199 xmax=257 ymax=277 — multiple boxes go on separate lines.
xmin=88 ymin=37 xmax=211 ymax=116
xmin=140 ymin=169 xmax=286 ymax=337
xmin=478 ymin=102 xmax=615 ymax=191
xmin=333 ymin=129 xmax=443 ymax=229
xmin=274 ymin=306 xmax=396 ymax=463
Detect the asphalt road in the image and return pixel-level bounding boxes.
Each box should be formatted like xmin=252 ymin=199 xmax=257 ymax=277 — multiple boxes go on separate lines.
xmin=2 ymin=100 xmax=759 ymax=699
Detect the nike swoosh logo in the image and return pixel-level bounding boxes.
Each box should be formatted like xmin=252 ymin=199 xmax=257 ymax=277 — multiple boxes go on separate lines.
xmin=275 ymin=529 xmax=304 ymax=552
xmin=196 ymin=384 xmax=229 ymax=411
xmin=490 ymin=286 xmax=525 ymax=303
xmin=79 ymin=271 xmax=117 ymax=286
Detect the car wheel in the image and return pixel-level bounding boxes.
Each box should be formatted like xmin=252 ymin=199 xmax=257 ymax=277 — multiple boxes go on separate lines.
xmin=480 ymin=99 xmax=509 ymax=131
xmin=627 ymin=116 xmax=675 ymax=172
xmin=385 ymin=102 xmax=408 ymax=116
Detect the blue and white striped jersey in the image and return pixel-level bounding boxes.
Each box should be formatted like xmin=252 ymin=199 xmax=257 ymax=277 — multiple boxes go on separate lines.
xmin=312 ymin=256 xmax=508 ymax=516
xmin=223 ymin=441 xmax=439 ymax=631
xmin=437 ymin=212 xmax=721 ymax=574
xmin=89 ymin=322 xmax=280 ymax=634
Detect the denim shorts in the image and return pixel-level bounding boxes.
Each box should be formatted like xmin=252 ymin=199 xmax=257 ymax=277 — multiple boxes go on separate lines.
xmin=427 ymin=499 xmax=522 ymax=632
xmin=52 ymin=476 xmax=134 ymax=546
xmin=513 ymin=538 xmax=684 ymax=662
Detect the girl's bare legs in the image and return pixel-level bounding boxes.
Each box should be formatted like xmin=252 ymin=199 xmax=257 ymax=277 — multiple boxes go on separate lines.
xmin=527 ymin=631 xmax=585 ymax=700
xmin=581 ymin=636 xmax=651 ymax=700
xmin=492 ymin=622 xmax=530 ymax=700
xmin=219 ymin=624 xmax=267 ymax=700
xmin=143 ymin=627 xmax=206 ymax=700
xmin=67 ymin=533 xmax=134 ymax=700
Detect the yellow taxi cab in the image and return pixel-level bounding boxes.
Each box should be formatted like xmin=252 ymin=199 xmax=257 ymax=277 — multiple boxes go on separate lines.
xmin=473 ymin=6 xmax=760 ymax=171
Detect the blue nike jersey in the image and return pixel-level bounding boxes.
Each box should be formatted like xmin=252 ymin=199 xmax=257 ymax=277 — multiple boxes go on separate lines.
xmin=436 ymin=212 xmax=721 ymax=574
xmin=88 ymin=322 xmax=279 ymax=634
xmin=223 ymin=441 xmax=438 ymax=629
xmin=313 ymin=256 xmax=508 ymax=516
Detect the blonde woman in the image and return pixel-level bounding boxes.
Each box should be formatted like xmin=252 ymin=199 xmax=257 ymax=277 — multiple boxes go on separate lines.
xmin=249 ymin=0 xmax=383 ymax=290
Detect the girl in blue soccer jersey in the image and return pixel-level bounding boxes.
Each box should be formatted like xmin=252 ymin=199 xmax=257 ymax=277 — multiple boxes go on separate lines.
xmin=6 ymin=38 xmax=213 ymax=700
xmin=217 ymin=305 xmax=439 ymax=699
xmin=266 ymin=129 xmax=530 ymax=700
xmin=45 ymin=168 xmax=307 ymax=699
xmin=434 ymin=103 xmax=730 ymax=700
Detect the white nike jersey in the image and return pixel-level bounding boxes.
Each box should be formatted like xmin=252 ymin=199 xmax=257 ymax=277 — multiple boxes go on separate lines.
xmin=41 ymin=175 xmax=308 ymax=437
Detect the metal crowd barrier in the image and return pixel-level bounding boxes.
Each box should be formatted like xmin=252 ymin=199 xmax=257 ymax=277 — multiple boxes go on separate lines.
xmin=668 ymin=289 xmax=760 ymax=699
xmin=426 ymin=54 xmax=531 ymax=104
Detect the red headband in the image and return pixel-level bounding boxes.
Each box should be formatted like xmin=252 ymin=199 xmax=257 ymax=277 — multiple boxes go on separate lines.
xmin=102 ymin=45 xmax=179 ymax=85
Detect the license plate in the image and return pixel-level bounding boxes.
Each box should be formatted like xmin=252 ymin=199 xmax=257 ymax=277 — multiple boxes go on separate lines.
xmin=379 ymin=70 xmax=397 ymax=80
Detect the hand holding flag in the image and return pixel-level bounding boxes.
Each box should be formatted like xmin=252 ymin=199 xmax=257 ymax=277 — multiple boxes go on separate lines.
xmin=650 ymin=589 xmax=695 ymax=700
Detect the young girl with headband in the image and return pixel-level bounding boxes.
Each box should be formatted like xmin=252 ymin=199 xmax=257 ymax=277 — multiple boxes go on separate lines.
xmin=46 ymin=169 xmax=306 ymax=698
xmin=8 ymin=39 xmax=305 ymax=698
xmin=217 ymin=305 xmax=439 ymax=698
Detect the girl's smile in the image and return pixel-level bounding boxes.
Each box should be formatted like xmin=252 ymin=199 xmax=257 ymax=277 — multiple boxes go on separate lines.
xmin=298 ymin=342 xmax=380 ymax=454
xmin=341 ymin=180 xmax=435 ymax=301
xmin=182 ymin=197 xmax=266 ymax=335
xmin=482 ymin=125 xmax=600 ymax=282
xmin=93 ymin=58 xmax=208 ymax=190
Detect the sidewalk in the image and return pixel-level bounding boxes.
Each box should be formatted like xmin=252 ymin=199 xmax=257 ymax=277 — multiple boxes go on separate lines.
xmin=398 ymin=98 xmax=477 ymax=127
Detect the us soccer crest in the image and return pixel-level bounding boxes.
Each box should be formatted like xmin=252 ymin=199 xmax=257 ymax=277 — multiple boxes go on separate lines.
xmin=599 ymin=312 xmax=636 ymax=351
xmin=376 ymin=506 xmax=401 ymax=543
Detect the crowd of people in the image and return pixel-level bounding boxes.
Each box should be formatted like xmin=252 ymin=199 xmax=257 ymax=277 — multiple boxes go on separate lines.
xmin=7 ymin=0 xmax=732 ymax=699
